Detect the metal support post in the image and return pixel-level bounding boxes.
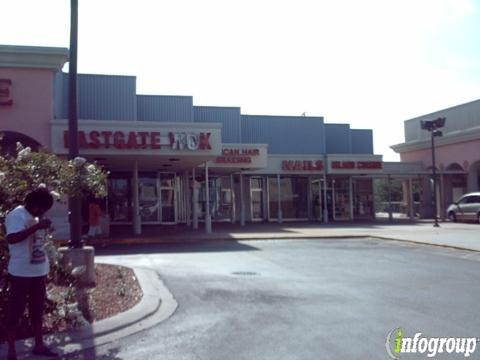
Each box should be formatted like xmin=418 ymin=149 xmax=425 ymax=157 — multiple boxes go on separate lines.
xmin=277 ymin=174 xmax=282 ymax=224
xmin=388 ymin=175 xmax=393 ymax=222
xmin=240 ymin=174 xmax=245 ymax=226
xmin=408 ymin=177 xmax=414 ymax=221
xmin=205 ymin=163 xmax=212 ymax=233
xmin=192 ymin=167 xmax=198 ymax=230
xmin=132 ymin=160 xmax=141 ymax=235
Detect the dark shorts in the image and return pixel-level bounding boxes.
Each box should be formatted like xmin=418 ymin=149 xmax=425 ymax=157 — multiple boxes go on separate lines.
xmin=6 ymin=274 xmax=46 ymax=330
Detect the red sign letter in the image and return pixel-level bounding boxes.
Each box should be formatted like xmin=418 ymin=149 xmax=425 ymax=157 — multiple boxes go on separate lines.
xmin=199 ymin=133 xmax=212 ymax=150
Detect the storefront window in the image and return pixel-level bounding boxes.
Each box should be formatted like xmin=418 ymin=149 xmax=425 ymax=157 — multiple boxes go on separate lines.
xmin=250 ymin=177 xmax=265 ymax=220
xmin=353 ymin=179 xmax=374 ymax=219
xmin=139 ymin=174 xmax=158 ymax=222
xmin=268 ymin=177 xmax=279 ymax=219
xmin=251 ymin=178 xmax=263 ymax=190
xmin=332 ymin=178 xmax=350 ymax=220
xmin=311 ymin=178 xmax=323 ymax=220
xmin=160 ymin=173 xmax=175 ymax=187
xmin=159 ymin=173 xmax=176 ymax=223
xmin=281 ymin=177 xmax=308 ymax=219
xmin=213 ymin=177 xmax=233 ymax=221
xmin=108 ymin=176 xmax=131 ymax=222
xmin=198 ymin=177 xmax=233 ymax=221
xmin=268 ymin=176 xmax=308 ymax=220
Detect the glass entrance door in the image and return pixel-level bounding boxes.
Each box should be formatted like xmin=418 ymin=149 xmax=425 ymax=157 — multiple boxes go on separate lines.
xmin=139 ymin=174 xmax=158 ymax=223
xmin=267 ymin=176 xmax=309 ymax=221
xmin=213 ymin=177 xmax=233 ymax=221
xmin=138 ymin=172 xmax=177 ymax=224
xmin=198 ymin=177 xmax=234 ymax=222
xmin=250 ymin=177 xmax=265 ymax=221
xmin=310 ymin=178 xmax=334 ymax=221
xmin=311 ymin=178 xmax=323 ymax=221
xmin=332 ymin=178 xmax=351 ymax=220
xmin=159 ymin=173 xmax=176 ymax=224
xmin=108 ymin=177 xmax=131 ymax=223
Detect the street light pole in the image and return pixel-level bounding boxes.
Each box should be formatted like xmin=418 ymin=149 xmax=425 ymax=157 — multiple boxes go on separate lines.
xmin=420 ymin=117 xmax=445 ymax=228
xmin=431 ymin=130 xmax=439 ymax=227
xmin=68 ymin=0 xmax=82 ymax=248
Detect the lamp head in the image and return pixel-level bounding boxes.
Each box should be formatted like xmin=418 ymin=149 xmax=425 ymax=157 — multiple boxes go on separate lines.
xmin=420 ymin=117 xmax=446 ymax=131
xmin=420 ymin=120 xmax=433 ymax=131
xmin=433 ymin=117 xmax=446 ymax=128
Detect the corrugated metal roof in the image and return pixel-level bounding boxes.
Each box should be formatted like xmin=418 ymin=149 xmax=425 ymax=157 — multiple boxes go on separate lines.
xmin=194 ymin=106 xmax=241 ymax=143
xmin=51 ymin=72 xmax=375 ymax=156
xmin=325 ymin=124 xmax=351 ymax=154
xmin=241 ymin=115 xmax=325 ymax=154
xmin=54 ymin=73 xmax=137 ymax=120
xmin=137 ymin=95 xmax=193 ymax=122
xmin=350 ymin=129 xmax=373 ymax=154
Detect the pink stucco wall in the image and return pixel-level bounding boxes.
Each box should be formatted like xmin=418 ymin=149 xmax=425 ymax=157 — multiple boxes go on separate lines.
xmin=0 ymin=67 xmax=54 ymax=149
xmin=400 ymin=140 xmax=480 ymax=172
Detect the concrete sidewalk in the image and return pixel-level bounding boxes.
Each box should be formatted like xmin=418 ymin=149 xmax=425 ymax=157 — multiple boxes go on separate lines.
xmin=0 ymin=267 xmax=178 ymax=359
xmin=107 ymin=220 xmax=480 ymax=252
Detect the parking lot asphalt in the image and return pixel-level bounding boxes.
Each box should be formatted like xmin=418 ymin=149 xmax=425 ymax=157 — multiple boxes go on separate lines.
xmin=65 ymin=238 xmax=480 ymax=360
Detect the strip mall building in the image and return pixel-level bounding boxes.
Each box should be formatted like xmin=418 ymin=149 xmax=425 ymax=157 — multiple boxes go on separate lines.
xmin=1 ymin=45 xmax=431 ymax=239
xmin=392 ymin=99 xmax=480 ymax=218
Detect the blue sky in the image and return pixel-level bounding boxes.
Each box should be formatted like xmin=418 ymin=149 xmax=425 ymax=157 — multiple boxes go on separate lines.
xmin=2 ymin=0 xmax=480 ymax=160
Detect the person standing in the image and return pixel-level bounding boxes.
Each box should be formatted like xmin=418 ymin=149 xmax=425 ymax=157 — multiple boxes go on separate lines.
xmin=87 ymin=199 xmax=102 ymax=240
xmin=4 ymin=187 xmax=57 ymax=359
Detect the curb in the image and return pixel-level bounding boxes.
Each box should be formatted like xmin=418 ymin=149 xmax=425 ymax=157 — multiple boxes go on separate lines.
xmin=240 ymin=235 xmax=480 ymax=253
xmin=4 ymin=266 xmax=178 ymax=359
xmin=368 ymin=236 xmax=480 ymax=253
xmin=108 ymin=233 xmax=480 ymax=253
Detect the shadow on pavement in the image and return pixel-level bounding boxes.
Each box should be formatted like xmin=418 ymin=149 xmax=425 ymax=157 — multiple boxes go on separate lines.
xmin=105 ymin=219 xmax=424 ymax=241
xmin=62 ymin=346 xmax=122 ymax=359
xmin=95 ymin=240 xmax=260 ymax=256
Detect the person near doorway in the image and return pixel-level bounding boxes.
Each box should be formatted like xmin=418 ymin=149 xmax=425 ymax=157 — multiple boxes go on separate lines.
xmin=87 ymin=199 xmax=102 ymax=240
xmin=4 ymin=187 xmax=57 ymax=359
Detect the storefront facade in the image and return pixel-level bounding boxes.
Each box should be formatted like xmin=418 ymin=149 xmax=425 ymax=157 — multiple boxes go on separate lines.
xmin=2 ymin=45 xmax=394 ymax=239
xmin=392 ymin=99 xmax=480 ymax=218
xmin=238 ymin=155 xmax=383 ymax=223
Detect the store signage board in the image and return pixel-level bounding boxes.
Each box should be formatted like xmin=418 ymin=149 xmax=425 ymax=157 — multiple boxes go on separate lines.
xmin=331 ymin=161 xmax=382 ymax=169
xmin=282 ymin=160 xmax=323 ymax=171
xmin=243 ymin=155 xmax=382 ymax=175
xmin=242 ymin=156 xmax=325 ymax=174
xmin=50 ymin=120 xmax=222 ymax=156
xmin=328 ymin=159 xmax=383 ymax=173
xmin=210 ymin=144 xmax=267 ymax=169
xmin=63 ymin=130 xmax=212 ymax=151
xmin=0 ymin=79 xmax=13 ymax=106
xmin=215 ymin=148 xmax=260 ymax=164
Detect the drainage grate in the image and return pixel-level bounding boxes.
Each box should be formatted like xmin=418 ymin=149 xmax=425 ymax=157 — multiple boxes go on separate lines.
xmin=231 ymin=271 xmax=258 ymax=276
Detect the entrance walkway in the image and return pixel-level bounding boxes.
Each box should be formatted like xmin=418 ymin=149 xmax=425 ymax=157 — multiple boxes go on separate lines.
xmin=106 ymin=220 xmax=480 ymax=252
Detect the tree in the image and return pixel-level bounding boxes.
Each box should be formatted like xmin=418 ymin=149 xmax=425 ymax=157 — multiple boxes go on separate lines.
xmin=0 ymin=142 xmax=107 ymax=217
xmin=0 ymin=142 xmax=108 ymax=339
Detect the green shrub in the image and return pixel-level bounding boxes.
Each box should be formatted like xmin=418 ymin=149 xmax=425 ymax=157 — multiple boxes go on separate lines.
xmin=0 ymin=143 xmax=108 ymax=341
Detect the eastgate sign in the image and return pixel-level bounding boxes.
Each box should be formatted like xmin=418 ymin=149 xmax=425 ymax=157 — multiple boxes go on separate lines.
xmin=51 ymin=120 xmax=222 ymax=156
xmin=63 ymin=130 xmax=212 ymax=151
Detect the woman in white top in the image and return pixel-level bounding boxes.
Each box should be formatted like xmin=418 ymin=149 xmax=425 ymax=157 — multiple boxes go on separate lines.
xmin=4 ymin=187 xmax=57 ymax=359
